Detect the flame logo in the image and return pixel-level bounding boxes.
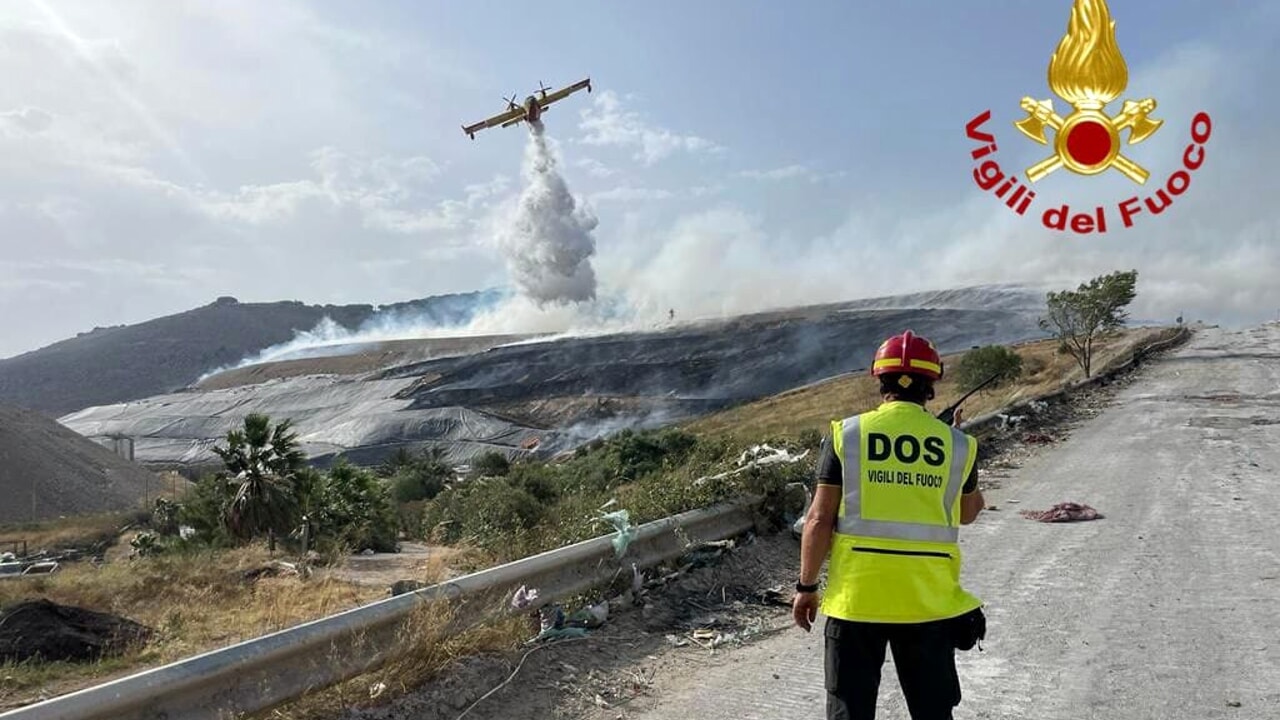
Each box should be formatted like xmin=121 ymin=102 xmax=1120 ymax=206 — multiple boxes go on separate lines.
xmin=1047 ymin=0 xmax=1128 ymax=110
xmin=1013 ymin=0 xmax=1162 ymax=184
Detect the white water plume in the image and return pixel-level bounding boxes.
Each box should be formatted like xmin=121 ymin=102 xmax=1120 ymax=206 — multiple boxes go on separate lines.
xmin=496 ymin=120 xmax=599 ymax=305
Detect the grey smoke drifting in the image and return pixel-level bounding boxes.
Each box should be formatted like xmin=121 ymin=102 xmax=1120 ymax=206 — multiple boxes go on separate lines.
xmin=497 ymin=120 xmax=599 ymax=305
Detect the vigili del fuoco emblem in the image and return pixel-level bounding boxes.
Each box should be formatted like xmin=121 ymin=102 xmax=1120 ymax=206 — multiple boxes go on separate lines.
xmin=964 ymin=0 xmax=1212 ymax=234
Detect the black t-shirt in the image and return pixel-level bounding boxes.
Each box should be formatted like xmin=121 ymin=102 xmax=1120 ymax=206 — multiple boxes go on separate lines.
xmin=814 ymin=435 xmax=979 ymax=493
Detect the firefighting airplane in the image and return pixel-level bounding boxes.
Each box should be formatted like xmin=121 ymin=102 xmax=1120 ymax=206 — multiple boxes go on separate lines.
xmin=461 ymin=78 xmax=592 ymax=140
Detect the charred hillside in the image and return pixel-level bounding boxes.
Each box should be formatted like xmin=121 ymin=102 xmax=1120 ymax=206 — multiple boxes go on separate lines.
xmin=0 ymin=290 xmax=502 ymax=417
xmin=60 ymin=287 xmax=1053 ymax=471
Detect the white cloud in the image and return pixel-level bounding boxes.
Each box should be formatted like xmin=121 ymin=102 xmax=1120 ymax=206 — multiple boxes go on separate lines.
xmin=736 ymin=164 xmax=809 ymax=181
xmin=577 ymin=90 xmax=722 ymax=165
xmin=0 ymin=2 xmax=508 ymax=358
xmin=690 ymin=184 xmax=725 ymax=197
xmin=590 ymin=186 xmax=674 ymax=203
xmin=0 ymin=106 xmax=54 ymax=134
xmin=736 ymin=164 xmax=848 ymax=184
xmin=574 ymin=157 xmax=616 ymax=178
xmin=586 ymin=17 xmax=1279 ymax=332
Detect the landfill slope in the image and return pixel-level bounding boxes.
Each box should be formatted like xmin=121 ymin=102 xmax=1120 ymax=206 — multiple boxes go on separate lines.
xmin=59 ymin=286 xmax=1050 ymax=471
xmin=0 ymin=290 xmax=503 ymax=416
xmin=608 ymin=323 xmax=1280 ymax=719
xmin=0 ymin=404 xmax=159 ymax=525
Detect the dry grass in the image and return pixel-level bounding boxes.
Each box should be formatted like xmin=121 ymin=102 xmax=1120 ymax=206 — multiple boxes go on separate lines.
xmin=682 ymin=327 xmax=1176 ymax=443
xmin=0 ymin=544 xmax=413 ymax=711
xmin=268 ymin=596 xmax=530 ymax=720
xmin=0 ymin=473 xmax=193 ymax=556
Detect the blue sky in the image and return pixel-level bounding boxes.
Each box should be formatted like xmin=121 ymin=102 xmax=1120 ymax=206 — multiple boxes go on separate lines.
xmin=0 ymin=0 xmax=1276 ymax=357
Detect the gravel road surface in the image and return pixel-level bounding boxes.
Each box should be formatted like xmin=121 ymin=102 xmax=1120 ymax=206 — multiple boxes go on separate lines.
xmin=621 ymin=324 xmax=1280 ymax=719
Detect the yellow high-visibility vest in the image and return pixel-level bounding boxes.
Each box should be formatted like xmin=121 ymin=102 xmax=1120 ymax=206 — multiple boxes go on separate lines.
xmin=820 ymin=401 xmax=983 ymax=623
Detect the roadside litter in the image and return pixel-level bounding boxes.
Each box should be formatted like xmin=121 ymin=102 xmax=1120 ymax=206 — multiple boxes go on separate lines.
xmin=511 ymin=584 xmax=539 ymax=610
xmin=597 ymin=501 xmax=638 ymax=558
xmin=527 ymin=599 xmax=609 ymax=644
xmin=1020 ymin=502 xmax=1104 ymax=522
xmin=695 ymin=444 xmax=810 ymax=487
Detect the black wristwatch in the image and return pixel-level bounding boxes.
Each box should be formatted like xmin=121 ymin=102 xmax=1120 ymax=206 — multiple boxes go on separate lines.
xmin=795 ymin=580 xmax=820 ymax=593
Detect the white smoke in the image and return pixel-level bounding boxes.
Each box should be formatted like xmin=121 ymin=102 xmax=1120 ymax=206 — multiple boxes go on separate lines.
xmin=496 ymin=120 xmax=599 ymax=305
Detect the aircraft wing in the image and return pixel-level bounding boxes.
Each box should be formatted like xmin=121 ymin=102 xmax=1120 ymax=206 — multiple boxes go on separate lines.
xmin=537 ymin=78 xmax=592 ymax=109
xmin=462 ymin=107 xmax=524 ymax=136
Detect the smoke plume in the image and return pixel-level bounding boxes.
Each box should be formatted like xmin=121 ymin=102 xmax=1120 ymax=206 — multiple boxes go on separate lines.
xmin=496 ymin=120 xmax=599 ymax=305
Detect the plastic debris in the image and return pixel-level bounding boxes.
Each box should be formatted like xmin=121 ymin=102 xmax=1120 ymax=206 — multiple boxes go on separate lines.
xmin=565 ymin=600 xmax=609 ymax=629
xmin=511 ymin=584 xmax=540 ymax=610
xmin=599 ymin=508 xmax=637 ymax=558
xmin=1020 ymin=502 xmax=1104 ymax=522
xmin=539 ymin=604 xmax=565 ymax=632
xmin=696 ymin=444 xmax=811 ymax=487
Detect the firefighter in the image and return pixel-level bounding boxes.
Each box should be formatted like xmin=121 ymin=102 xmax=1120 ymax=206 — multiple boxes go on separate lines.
xmin=793 ymin=330 xmax=987 ymax=720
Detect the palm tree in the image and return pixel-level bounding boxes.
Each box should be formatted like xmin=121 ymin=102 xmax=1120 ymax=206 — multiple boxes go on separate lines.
xmin=212 ymin=413 xmax=307 ymax=540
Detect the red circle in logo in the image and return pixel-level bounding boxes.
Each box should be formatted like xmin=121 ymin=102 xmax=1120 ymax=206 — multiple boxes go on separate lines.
xmin=1065 ymin=120 xmax=1113 ymax=167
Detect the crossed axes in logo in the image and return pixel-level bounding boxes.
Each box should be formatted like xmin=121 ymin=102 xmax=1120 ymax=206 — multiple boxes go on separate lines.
xmin=1015 ymin=97 xmax=1163 ymax=184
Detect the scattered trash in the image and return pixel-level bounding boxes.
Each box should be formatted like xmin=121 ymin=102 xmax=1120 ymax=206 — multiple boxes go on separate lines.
xmin=665 ymin=634 xmax=689 ymax=647
xmin=696 ymin=444 xmax=811 ymax=487
xmin=1019 ymin=502 xmax=1104 ymax=522
xmin=1227 ymin=700 xmax=1242 ymax=708
xmin=680 ymin=539 xmax=735 ymax=571
xmin=787 ymin=482 xmax=812 ymax=539
xmin=21 ymin=561 xmax=59 ymax=575
xmin=511 ymin=584 xmax=540 ymax=610
xmin=565 ymin=601 xmax=609 ymax=629
xmin=598 ymin=508 xmax=638 ymax=558
xmin=758 ymin=586 xmax=790 ymax=606
xmin=369 ymin=681 xmax=387 ymax=699
xmin=998 ymin=414 xmax=1027 ymax=430
xmin=240 ymin=560 xmax=300 ymax=582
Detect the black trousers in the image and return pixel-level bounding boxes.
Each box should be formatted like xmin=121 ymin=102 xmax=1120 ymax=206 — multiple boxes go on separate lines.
xmin=824 ymin=616 xmax=961 ymax=720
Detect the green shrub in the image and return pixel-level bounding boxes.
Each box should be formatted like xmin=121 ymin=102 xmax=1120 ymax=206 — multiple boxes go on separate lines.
xmin=797 ymin=428 xmax=823 ymax=451
xmin=470 ymin=451 xmax=511 ymax=478
xmin=318 ymin=461 xmax=399 ymax=553
xmin=954 ymin=345 xmax=1024 ymax=392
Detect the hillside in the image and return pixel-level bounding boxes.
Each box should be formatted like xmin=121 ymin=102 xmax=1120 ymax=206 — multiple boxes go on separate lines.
xmin=682 ymin=326 xmax=1174 ymax=442
xmin=0 ymin=290 xmax=504 ymax=417
xmin=60 ymin=286 xmax=1054 ymax=472
xmin=0 ymin=404 xmax=160 ymax=525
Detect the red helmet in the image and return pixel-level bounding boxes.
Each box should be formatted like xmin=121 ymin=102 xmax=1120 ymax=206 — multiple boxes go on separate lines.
xmin=871 ymin=330 xmax=943 ymax=381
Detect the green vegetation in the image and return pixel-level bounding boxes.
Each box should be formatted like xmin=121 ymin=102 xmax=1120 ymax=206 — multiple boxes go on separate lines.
xmin=419 ymin=427 xmax=805 ymax=563
xmin=1040 ymin=269 xmax=1139 ymax=377
xmin=139 ymin=413 xmax=401 ymax=559
xmin=125 ymin=414 xmax=805 ymax=568
xmin=954 ymin=345 xmax=1025 ymax=392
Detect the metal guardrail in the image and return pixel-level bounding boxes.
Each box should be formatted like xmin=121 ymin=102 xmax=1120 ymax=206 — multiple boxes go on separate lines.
xmin=1 ymin=498 xmax=761 ymax=720
xmin=960 ymin=326 xmax=1192 ymax=436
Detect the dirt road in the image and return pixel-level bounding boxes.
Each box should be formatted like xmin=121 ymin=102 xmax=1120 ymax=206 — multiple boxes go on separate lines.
xmin=615 ymin=324 xmax=1280 ymax=719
